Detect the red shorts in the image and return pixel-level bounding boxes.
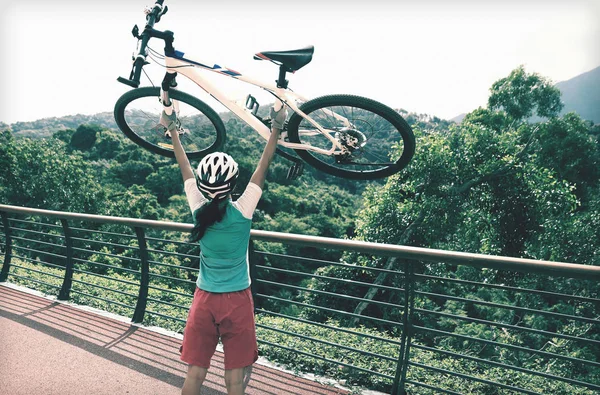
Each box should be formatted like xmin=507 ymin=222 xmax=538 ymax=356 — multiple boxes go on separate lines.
xmin=180 ymin=287 xmax=258 ymax=370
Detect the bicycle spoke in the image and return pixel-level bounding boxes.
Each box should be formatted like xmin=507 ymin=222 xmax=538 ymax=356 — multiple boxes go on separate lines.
xmin=293 ymin=101 xmax=408 ymax=173
xmin=122 ymin=92 xmax=219 ymax=154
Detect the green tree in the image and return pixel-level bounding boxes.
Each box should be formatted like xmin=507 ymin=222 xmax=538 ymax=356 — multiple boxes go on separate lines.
xmin=146 ymin=164 xmax=184 ymax=204
xmin=307 ymin=67 xmax=597 ymax=327
xmin=107 ymin=185 xmax=164 ymax=220
xmin=488 ymin=65 xmax=563 ymax=121
xmin=92 ymin=129 xmax=125 ymax=160
xmin=0 ymin=133 xmax=106 ymax=213
xmin=70 ymin=124 xmax=100 ymax=151
xmin=110 ymin=160 xmax=155 ymax=186
xmin=52 ymin=128 xmax=75 ymax=144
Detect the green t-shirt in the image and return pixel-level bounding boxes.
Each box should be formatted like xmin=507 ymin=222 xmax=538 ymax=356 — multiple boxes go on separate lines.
xmin=195 ymin=201 xmax=252 ymax=292
xmin=185 ymin=180 xmax=262 ymax=293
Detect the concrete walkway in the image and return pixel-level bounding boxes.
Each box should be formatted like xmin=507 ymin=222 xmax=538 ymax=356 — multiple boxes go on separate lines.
xmin=0 ymin=284 xmax=348 ymax=395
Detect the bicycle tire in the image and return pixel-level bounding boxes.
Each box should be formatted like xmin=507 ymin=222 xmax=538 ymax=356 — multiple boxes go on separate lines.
xmin=287 ymin=94 xmax=415 ymax=180
xmin=114 ymin=87 xmax=226 ymax=159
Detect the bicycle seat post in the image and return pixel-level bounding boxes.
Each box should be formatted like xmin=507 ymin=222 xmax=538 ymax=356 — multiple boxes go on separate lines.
xmin=276 ymin=65 xmax=289 ymax=89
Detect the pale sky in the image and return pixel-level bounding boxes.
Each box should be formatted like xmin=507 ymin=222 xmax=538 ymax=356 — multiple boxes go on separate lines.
xmin=1 ymin=0 xmax=599 ymax=125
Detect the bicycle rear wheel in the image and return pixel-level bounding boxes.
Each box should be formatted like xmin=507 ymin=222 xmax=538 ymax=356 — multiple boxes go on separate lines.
xmin=287 ymin=95 xmax=415 ymax=180
xmin=114 ymin=87 xmax=226 ymax=159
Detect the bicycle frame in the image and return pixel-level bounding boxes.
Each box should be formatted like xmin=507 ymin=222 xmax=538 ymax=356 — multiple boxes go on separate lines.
xmin=163 ymin=50 xmax=348 ymax=155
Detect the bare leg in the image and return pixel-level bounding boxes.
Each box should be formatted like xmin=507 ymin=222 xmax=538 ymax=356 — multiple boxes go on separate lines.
xmin=224 ymin=367 xmax=248 ymax=395
xmin=182 ymin=365 xmax=208 ymax=395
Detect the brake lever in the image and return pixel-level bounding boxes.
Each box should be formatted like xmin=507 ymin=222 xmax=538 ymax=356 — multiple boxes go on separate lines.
xmin=155 ymin=5 xmax=168 ymax=23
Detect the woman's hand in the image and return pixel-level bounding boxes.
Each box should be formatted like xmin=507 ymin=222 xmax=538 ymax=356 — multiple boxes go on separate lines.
xmin=249 ymin=105 xmax=287 ymax=189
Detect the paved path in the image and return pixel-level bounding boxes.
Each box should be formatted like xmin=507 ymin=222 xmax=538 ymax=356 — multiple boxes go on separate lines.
xmin=0 ymin=284 xmax=348 ymax=395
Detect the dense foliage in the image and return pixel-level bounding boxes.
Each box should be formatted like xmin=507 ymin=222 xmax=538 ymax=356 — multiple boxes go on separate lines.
xmin=1 ymin=66 xmax=599 ymax=393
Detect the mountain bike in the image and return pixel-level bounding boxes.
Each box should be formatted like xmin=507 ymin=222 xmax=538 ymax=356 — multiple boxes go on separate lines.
xmin=114 ymin=0 xmax=415 ymax=180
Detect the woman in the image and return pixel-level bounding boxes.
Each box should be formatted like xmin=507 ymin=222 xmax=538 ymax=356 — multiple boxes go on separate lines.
xmin=161 ymin=105 xmax=287 ymax=395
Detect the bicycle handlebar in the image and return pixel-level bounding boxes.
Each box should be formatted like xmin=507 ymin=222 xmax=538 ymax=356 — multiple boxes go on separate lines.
xmin=118 ymin=0 xmax=173 ymax=88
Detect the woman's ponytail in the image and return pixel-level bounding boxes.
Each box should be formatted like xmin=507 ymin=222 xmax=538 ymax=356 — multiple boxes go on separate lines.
xmin=190 ymin=198 xmax=227 ymax=243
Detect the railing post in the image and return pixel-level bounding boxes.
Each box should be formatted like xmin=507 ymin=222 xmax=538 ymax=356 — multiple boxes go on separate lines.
xmin=392 ymin=261 xmax=415 ymax=395
xmin=58 ymin=219 xmax=74 ymax=300
xmin=0 ymin=212 xmax=12 ymax=282
xmin=132 ymin=226 xmax=150 ymax=324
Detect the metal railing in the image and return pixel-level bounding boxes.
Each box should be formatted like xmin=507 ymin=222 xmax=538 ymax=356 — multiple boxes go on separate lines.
xmin=1 ymin=203 xmax=599 ymax=394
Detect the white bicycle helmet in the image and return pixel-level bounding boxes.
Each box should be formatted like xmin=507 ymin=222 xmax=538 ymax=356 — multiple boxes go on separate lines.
xmin=196 ymin=152 xmax=239 ymax=199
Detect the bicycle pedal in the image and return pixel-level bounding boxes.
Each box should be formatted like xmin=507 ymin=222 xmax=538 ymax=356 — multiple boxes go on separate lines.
xmin=245 ymin=94 xmax=259 ymax=116
xmin=286 ymin=162 xmax=304 ymax=181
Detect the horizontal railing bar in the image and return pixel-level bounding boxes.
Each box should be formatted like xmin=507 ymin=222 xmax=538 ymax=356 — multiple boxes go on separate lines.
xmin=257 ymin=323 xmax=398 ymax=362
xmin=71 ymin=237 xmax=137 ymax=251
xmin=11 ymin=245 xmax=65 ymax=260
xmin=415 ymin=290 xmax=600 ymax=325
xmin=146 ymin=248 xmax=199 ymax=260
xmin=256 ymin=265 xmax=405 ymax=293
xmin=10 ymin=264 xmax=63 ymax=280
xmin=255 ymin=250 xmax=404 ymax=275
xmin=257 ymin=339 xmax=394 ymax=380
xmin=72 ymin=248 xmax=141 ymax=262
xmin=257 ymin=294 xmax=404 ymax=327
xmin=72 ymin=279 xmax=137 ymax=299
xmin=71 ymin=257 xmax=140 ymax=275
xmin=8 ymin=218 xmax=62 ymax=229
xmin=414 ymin=273 xmax=600 ymax=304
xmin=404 ymin=380 xmax=464 ymax=395
xmin=412 ymin=344 xmax=600 ymax=390
xmin=70 ymin=226 xmax=137 ymax=239
xmin=412 ymin=325 xmax=600 ymax=368
xmin=415 ymin=308 xmax=600 ymax=346
xmin=9 ymin=227 xmax=64 ymax=238
xmin=7 ymin=274 xmax=62 ymax=290
xmin=148 ymin=260 xmax=197 ymax=273
xmin=146 ymin=235 xmax=195 ymax=246
xmin=1 ymin=205 xmax=192 ymax=231
xmin=409 ymin=361 xmax=542 ymax=395
xmin=257 ymin=279 xmax=406 ymax=310
xmin=11 ymin=254 xmax=65 ymax=270
xmin=11 ymin=235 xmax=65 ymax=249
xmin=70 ymin=279 xmax=138 ymax=298
xmin=256 ymin=309 xmax=403 ymax=346
xmin=148 ymin=272 xmax=194 ymax=285
xmin=144 ymin=309 xmax=187 ymax=324
xmin=73 ymin=279 xmax=137 ymax=299
xmin=147 ymin=285 xmax=193 ymax=299
xmin=249 ymin=230 xmax=600 ymax=281
xmin=146 ymin=296 xmax=189 ymax=311
xmin=71 ymin=268 xmax=139 ymax=286
xmin=69 ymin=289 xmax=136 ymax=310
xmin=3 ymin=204 xmax=598 ymax=279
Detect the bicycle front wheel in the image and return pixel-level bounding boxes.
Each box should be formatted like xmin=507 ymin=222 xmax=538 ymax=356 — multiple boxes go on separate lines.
xmin=114 ymin=87 xmax=226 ymax=159
xmin=287 ymin=95 xmax=415 ymax=180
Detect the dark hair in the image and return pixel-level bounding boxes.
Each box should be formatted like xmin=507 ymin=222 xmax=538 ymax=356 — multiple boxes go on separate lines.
xmin=190 ymin=198 xmax=228 ymax=243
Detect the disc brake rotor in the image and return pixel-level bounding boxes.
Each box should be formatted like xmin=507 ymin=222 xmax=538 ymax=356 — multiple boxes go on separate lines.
xmin=334 ymin=127 xmax=367 ymax=162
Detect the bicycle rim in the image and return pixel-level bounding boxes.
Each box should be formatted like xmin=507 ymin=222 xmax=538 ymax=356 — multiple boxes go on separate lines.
xmin=115 ymin=87 xmax=225 ymax=159
xmin=288 ymin=95 xmax=415 ymax=180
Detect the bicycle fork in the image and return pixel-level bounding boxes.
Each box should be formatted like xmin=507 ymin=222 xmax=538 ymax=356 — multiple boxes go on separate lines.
xmin=161 ymin=71 xmax=178 ymax=114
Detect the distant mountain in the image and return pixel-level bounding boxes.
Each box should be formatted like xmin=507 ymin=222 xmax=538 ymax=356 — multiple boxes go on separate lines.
xmin=6 ymin=112 xmax=118 ymax=139
xmin=449 ymin=65 xmax=600 ymax=124
xmin=450 ymin=113 xmax=467 ymax=123
xmin=555 ymin=65 xmax=600 ymax=123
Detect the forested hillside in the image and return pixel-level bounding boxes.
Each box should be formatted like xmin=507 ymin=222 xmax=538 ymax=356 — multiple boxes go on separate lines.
xmin=1 ymin=66 xmax=599 ymax=393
